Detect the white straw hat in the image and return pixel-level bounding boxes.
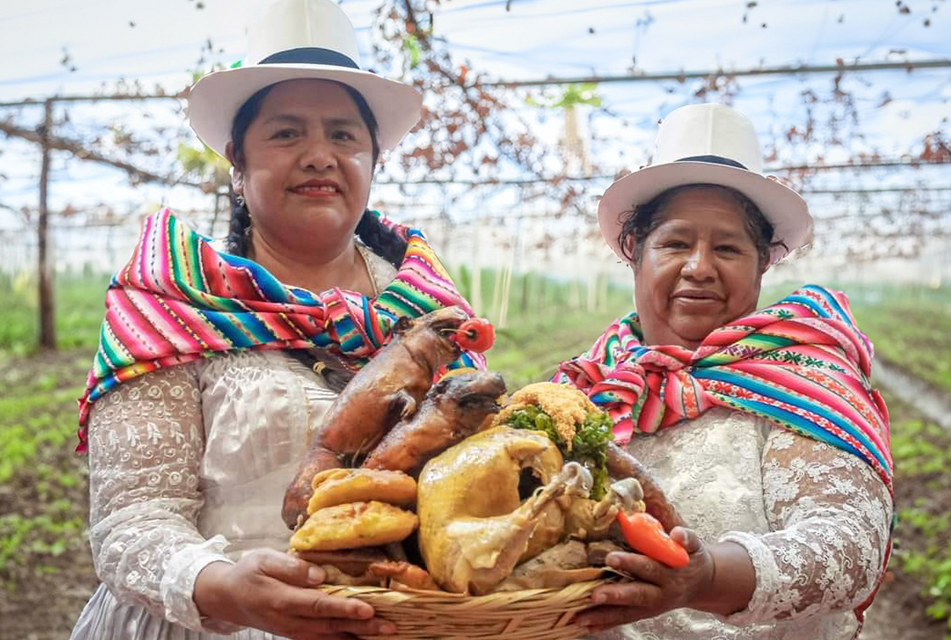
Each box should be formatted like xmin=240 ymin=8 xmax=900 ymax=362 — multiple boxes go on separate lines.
xmin=186 ymin=0 xmax=423 ymax=156
xmin=598 ymin=103 xmax=813 ymax=266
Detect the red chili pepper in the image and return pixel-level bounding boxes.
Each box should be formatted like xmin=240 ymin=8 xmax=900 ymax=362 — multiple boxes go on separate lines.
xmin=452 ymin=318 xmax=495 ymax=353
xmin=616 ymin=511 xmax=690 ymax=569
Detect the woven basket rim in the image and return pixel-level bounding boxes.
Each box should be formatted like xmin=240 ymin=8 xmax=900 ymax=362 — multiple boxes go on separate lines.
xmin=320 ymin=579 xmax=608 ymax=639
xmin=320 ymin=577 xmax=608 ymax=601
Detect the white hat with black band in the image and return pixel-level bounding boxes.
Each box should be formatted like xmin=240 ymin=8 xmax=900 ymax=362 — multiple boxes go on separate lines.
xmin=598 ymin=103 xmax=814 ymax=266
xmin=186 ymin=0 xmax=423 ymax=157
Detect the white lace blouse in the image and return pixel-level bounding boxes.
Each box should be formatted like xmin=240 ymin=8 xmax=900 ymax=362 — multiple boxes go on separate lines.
xmin=70 ymin=246 xmax=399 ymax=640
xmin=590 ymin=408 xmax=893 ymax=640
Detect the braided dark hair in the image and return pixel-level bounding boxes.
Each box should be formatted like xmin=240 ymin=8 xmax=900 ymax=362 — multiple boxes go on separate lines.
xmin=225 ymin=85 xmax=272 ymax=258
xmin=617 ymin=184 xmax=781 ymax=272
xmin=225 ymin=81 xmax=407 ymax=268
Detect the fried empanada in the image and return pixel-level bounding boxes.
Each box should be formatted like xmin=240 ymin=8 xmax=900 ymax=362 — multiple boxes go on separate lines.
xmin=307 ymin=468 xmax=417 ymax=514
xmin=291 ymin=501 xmax=419 ymax=551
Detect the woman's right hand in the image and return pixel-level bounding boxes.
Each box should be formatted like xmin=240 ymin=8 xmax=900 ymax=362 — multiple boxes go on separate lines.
xmin=194 ymin=548 xmax=396 ymax=640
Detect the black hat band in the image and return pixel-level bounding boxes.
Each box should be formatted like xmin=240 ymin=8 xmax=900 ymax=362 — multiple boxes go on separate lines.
xmin=676 ymin=155 xmax=748 ymax=170
xmin=259 ymin=47 xmax=360 ymax=69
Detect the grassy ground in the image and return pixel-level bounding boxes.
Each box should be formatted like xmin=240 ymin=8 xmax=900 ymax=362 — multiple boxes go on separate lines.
xmin=853 ymin=300 xmax=951 ymax=395
xmin=0 ymin=349 xmax=99 ymax=639
xmin=864 ymin=389 xmax=951 ymax=640
xmin=1 ymin=273 xmax=950 ymax=638
xmin=0 ymin=272 xmax=110 ymax=355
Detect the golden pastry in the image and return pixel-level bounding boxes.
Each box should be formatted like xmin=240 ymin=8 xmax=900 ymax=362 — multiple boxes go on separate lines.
xmin=306 ymin=468 xmax=417 ymax=515
xmin=291 ymin=501 xmax=418 ymax=551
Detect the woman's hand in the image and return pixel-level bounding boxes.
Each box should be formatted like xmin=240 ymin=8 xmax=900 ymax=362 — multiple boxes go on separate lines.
xmin=194 ymin=548 xmax=396 ymax=640
xmin=577 ymin=527 xmax=751 ymax=634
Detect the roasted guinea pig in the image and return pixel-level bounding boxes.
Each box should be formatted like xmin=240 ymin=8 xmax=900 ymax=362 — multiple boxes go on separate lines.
xmin=282 ymin=306 xmax=470 ymax=528
xmin=417 ymin=426 xmax=594 ymax=594
xmin=363 ymin=370 xmax=506 ymax=473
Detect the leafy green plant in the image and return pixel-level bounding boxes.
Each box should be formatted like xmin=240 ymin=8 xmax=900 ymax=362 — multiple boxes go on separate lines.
xmin=887 ymin=392 xmax=951 ymax=631
xmin=0 ymin=513 xmax=85 ymax=582
xmin=526 ymin=82 xmax=603 ymax=109
xmin=0 ymin=272 xmax=109 ymax=353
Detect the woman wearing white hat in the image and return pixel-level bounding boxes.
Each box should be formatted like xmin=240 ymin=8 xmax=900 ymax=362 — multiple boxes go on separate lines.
xmin=69 ymin=1 xmax=483 ymax=639
xmin=557 ymin=104 xmax=894 ymax=639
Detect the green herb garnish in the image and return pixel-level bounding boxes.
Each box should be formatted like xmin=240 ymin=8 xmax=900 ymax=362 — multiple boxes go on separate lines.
xmin=504 ymin=405 xmax=613 ymax=500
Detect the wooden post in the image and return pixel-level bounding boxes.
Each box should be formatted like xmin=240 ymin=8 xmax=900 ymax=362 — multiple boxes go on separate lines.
xmin=586 ymin=269 xmax=597 ymax=312
xmin=520 ymin=265 xmax=531 ymax=314
xmin=491 ymin=258 xmax=504 ymax=323
xmin=210 ymin=191 xmax=221 ymax=235
xmin=470 ymin=217 xmax=482 ymax=316
xmin=37 ymin=99 xmax=56 ymax=350
xmin=498 ymin=261 xmax=513 ymax=329
xmin=599 ymin=272 xmax=609 ymax=311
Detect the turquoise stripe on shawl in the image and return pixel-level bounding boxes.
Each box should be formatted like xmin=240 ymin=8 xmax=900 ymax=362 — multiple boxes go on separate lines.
xmin=695 ymin=367 xmax=891 ymax=474
xmin=717 ymin=394 xmax=866 ymax=459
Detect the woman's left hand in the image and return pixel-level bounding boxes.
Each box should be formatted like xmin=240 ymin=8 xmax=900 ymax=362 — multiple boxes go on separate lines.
xmin=575 ymin=527 xmax=715 ymax=634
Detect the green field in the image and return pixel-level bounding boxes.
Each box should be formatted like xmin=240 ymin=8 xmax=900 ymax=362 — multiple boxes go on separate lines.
xmin=1 ymin=271 xmax=950 ymax=639
xmin=0 ymin=272 xmax=111 ymax=355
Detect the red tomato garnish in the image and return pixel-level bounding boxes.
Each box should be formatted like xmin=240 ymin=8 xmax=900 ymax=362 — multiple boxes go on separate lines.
xmin=616 ymin=511 xmax=690 ymax=569
xmin=452 ymin=318 xmax=495 ymax=353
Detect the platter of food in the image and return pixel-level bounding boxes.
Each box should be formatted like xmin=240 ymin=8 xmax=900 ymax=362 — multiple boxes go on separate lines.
xmin=280 ymin=307 xmax=686 ymax=639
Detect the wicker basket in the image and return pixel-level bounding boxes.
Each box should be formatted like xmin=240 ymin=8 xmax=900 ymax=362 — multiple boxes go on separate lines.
xmin=320 ymin=580 xmax=606 ymax=640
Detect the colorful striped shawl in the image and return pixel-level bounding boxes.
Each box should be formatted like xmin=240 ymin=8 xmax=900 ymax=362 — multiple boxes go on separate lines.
xmin=554 ymin=285 xmax=893 ymax=494
xmin=76 ymin=208 xmax=483 ymax=452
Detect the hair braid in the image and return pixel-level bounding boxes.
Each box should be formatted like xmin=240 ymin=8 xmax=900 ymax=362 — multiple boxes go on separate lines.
xmin=355 ymin=210 xmax=407 ymax=268
xmin=226 ymin=195 xmax=252 ymax=256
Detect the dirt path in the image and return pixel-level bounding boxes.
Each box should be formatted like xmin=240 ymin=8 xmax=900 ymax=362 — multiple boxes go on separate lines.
xmin=874 ymin=358 xmax=951 ymax=431
xmin=859 ymin=571 xmax=947 ymax=640
xmin=0 ymin=349 xmax=99 ymax=640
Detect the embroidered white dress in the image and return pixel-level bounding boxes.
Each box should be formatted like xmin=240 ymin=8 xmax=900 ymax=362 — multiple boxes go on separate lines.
xmin=588 ymin=408 xmax=892 ymax=640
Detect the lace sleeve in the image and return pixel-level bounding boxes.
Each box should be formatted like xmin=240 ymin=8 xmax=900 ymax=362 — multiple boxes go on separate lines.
xmin=86 ymin=364 xmax=238 ymax=633
xmin=720 ymin=427 xmax=893 ymax=625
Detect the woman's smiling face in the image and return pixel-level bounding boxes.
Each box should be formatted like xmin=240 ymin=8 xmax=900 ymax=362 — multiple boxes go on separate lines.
xmin=632 ymin=186 xmax=765 ymax=348
xmin=231 ymin=79 xmax=375 ymax=257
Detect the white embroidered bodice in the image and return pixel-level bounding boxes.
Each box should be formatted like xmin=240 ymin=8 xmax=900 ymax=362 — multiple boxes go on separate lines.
xmin=80 ymin=248 xmax=399 ymax=636
xmin=592 ymin=408 xmax=892 ymax=640
xmin=86 ymin=352 xmax=338 ymax=632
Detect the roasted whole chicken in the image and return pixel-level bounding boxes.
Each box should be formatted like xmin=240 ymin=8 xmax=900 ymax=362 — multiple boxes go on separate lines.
xmin=414 ymin=384 xmax=685 ymax=594
xmin=364 ymin=370 xmax=506 ymax=473
xmin=417 ymin=426 xmax=594 ymax=594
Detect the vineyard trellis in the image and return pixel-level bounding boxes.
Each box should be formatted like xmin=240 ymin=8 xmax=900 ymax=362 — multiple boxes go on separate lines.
xmin=1 ymin=0 xmax=949 ymax=349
